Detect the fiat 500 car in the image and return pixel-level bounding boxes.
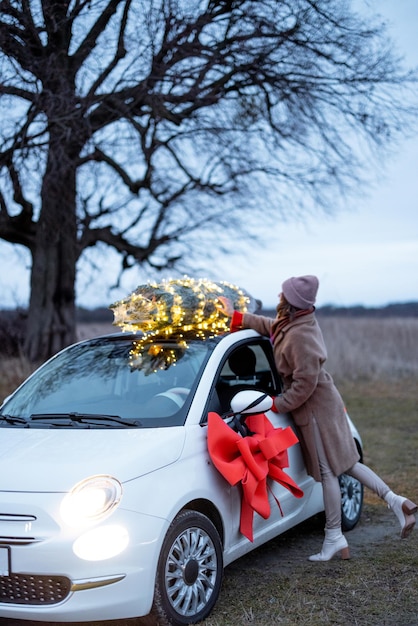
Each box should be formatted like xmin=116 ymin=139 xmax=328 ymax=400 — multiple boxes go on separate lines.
xmin=0 ymin=330 xmax=363 ymax=625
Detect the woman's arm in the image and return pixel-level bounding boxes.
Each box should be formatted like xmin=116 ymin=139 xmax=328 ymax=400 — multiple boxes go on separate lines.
xmin=217 ymin=297 xmax=273 ymax=335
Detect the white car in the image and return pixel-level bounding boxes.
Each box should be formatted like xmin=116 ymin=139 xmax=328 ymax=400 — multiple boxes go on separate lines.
xmin=0 ymin=330 xmax=363 ymax=625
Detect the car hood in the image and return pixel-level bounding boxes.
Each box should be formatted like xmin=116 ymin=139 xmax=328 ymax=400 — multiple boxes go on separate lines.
xmin=0 ymin=427 xmax=186 ymax=492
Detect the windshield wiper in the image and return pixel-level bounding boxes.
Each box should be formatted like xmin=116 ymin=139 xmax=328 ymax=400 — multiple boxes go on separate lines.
xmin=29 ymin=413 xmax=142 ymax=428
xmin=0 ymin=414 xmax=28 ymax=426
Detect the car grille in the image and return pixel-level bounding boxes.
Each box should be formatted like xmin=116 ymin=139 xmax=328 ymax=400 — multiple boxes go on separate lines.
xmin=0 ymin=572 xmax=71 ymax=605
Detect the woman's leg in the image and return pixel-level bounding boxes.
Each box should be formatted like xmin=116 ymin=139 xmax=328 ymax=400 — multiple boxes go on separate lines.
xmin=313 ymin=418 xmax=341 ymax=529
xmin=346 ymin=462 xmax=417 ymax=538
xmin=346 ymin=462 xmax=389 ymax=498
xmin=309 ymin=419 xmax=350 ymax=561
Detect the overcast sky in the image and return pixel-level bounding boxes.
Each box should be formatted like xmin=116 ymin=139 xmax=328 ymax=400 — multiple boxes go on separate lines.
xmin=221 ymin=0 xmax=418 ymax=309
xmin=222 ymin=134 xmax=418 ymax=309
xmin=1 ymin=1 xmax=417 ymax=311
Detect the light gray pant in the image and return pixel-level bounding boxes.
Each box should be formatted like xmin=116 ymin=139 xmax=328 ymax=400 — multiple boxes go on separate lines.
xmin=313 ymin=419 xmax=390 ymax=529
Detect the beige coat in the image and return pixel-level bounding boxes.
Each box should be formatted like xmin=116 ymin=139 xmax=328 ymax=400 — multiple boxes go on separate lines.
xmin=242 ymin=311 xmax=360 ymax=482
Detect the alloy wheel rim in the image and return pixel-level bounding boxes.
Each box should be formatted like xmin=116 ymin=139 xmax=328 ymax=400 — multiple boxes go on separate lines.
xmin=340 ymin=474 xmax=362 ymax=521
xmin=164 ymin=526 xmax=218 ymax=617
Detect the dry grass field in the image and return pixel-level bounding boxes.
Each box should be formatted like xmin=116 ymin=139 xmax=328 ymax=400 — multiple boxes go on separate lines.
xmin=318 ymin=316 xmax=418 ymax=383
xmin=0 ymin=316 xmax=417 ymax=626
xmin=1 ymin=316 xmax=418 ymax=400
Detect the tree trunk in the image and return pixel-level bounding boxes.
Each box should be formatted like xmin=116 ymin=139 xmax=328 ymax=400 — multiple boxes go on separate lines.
xmin=24 ymin=152 xmax=78 ymax=362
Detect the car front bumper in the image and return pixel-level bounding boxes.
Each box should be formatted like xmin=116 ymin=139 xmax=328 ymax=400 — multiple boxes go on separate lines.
xmin=0 ymin=493 xmax=168 ymax=622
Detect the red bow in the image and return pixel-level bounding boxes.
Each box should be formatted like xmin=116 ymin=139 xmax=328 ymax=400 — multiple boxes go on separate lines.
xmin=207 ymin=411 xmax=304 ymax=541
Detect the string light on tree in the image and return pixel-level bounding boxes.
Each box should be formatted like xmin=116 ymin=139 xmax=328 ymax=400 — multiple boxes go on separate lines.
xmin=110 ymin=277 xmax=256 ymax=371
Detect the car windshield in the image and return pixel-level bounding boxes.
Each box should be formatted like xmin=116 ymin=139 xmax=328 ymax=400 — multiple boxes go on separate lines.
xmin=0 ymin=335 xmax=213 ymax=428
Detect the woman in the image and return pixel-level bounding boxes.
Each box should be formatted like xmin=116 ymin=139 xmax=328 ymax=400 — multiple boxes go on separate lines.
xmin=218 ymin=275 xmax=417 ymax=561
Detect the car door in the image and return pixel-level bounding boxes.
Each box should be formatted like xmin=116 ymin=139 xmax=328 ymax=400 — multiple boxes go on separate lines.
xmin=206 ymin=337 xmax=314 ymax=544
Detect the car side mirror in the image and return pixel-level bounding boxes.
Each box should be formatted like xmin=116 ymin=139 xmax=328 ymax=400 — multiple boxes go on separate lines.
xmin=230 ymin=390 xmax=273 ymax=415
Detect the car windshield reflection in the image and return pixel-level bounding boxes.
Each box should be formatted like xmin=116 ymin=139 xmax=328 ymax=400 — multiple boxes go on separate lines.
xmin=0 ymin=335 xmax=213 ymax=428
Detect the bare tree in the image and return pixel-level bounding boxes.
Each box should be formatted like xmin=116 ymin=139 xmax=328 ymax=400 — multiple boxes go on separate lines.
xmin=0 ymin=0 xmax=416 ymax=361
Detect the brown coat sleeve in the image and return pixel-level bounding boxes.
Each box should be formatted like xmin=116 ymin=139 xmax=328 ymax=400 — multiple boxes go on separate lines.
xmin=241 ymin=312 xmax=274 ymax=336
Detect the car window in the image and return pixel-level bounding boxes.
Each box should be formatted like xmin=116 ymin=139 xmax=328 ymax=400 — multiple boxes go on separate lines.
xmin=205 ymin=341 xmax=279 ymax=418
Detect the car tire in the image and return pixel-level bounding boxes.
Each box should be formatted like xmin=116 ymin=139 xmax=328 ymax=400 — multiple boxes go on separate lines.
xmin=340 ymin=472 xmax=364 ymax=531
xmin=152 ymin=509 xmax=223 ymax=626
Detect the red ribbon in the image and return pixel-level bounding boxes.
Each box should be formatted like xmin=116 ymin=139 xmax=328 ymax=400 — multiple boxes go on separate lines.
xmin=207 ymin=411 xmax=304 ymax=542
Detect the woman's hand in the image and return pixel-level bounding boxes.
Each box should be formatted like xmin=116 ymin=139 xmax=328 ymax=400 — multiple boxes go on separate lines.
xmin=217 ymin=296 xmax=234 ymax=317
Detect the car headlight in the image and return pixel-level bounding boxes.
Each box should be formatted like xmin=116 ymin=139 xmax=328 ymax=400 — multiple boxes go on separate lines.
xmin=60 ymin=475 xmax=122 ymax=527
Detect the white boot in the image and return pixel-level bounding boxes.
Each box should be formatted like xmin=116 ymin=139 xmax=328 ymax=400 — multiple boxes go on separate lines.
xmin=384 ymin=491 xmax=417 ymax=539
xmin=308 ymin=528 xmax=350 ymax=562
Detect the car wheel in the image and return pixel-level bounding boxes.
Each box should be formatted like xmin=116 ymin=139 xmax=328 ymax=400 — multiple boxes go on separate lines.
xmin=152 ymin=509 xmax=223 ymax=626
xmin=340 ymin=472 xmax=364 ymax=531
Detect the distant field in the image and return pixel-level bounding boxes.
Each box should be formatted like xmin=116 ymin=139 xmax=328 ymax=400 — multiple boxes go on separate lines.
xmin=318 ymin=316 xmax=418 ymax=383
xmin=1 ymin=316 xmax=418 ymax=401
xmin=77 ymin=316 xmax=418 ymax=385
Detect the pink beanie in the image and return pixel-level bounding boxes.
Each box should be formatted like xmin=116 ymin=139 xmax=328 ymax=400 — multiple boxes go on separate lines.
xmin=281 ymin=275 xmax=319 ymax=309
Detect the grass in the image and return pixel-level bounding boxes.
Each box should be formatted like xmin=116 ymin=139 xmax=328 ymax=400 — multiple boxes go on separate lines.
xmin=339 ymin=378 xmax=418 ymax=496
xmin=0 ymin=355 xmax=36 ymax=402
xmin=220 ymin=555 xmax=416 ymax=625
xmin=204 ymin=544 xmax=418 ymax=625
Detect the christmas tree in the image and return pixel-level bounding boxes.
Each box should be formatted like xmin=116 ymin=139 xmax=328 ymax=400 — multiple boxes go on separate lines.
xmin=110 ymin=276 xmax=256 ymax=371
